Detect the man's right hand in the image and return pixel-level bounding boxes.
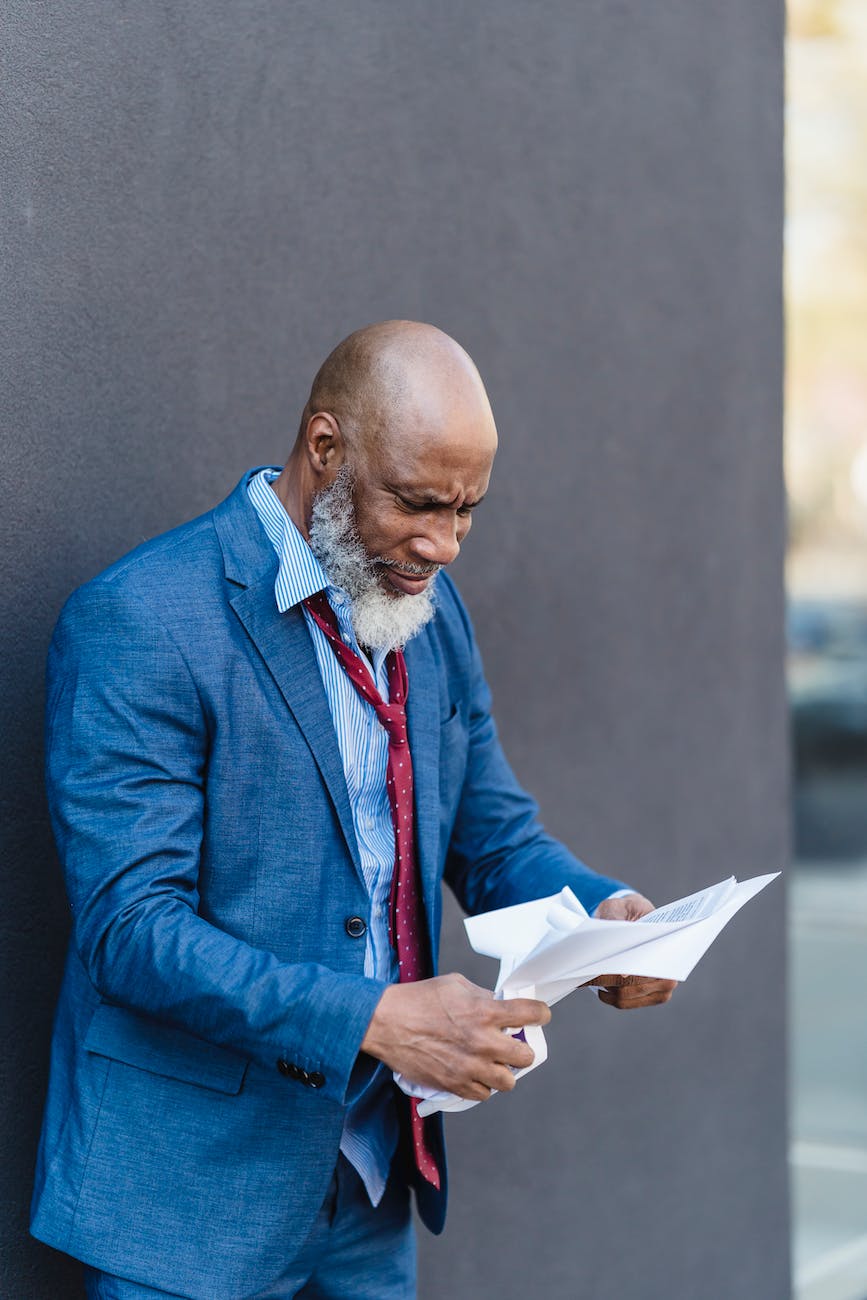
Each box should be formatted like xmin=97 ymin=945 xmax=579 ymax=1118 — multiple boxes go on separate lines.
xmin=360 ymin=972 xmax=551 ymax=1101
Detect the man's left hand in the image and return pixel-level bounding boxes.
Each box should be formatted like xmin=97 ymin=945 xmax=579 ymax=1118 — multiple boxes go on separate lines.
xmin=586 ymin=892 xmax=678 ymax=1009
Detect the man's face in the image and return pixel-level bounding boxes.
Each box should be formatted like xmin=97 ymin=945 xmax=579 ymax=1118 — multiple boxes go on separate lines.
xmin=307 ymin=403 xmax=496 ymax=652
xmin=348 ymin=426 xmax=495 ymax=597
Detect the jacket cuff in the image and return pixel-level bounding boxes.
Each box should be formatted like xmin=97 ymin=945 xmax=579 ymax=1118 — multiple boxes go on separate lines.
xmin=274 ymin=971 xmax=388 ymax=1106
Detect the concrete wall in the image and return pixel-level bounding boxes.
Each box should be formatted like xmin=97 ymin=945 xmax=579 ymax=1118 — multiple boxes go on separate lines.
xmin=1 ymin=3 xmax=788 ymax=1297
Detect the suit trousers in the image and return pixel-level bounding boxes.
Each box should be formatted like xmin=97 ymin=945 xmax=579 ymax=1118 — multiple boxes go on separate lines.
xmin=82 ymin=1154 xmax=416 ymax=1300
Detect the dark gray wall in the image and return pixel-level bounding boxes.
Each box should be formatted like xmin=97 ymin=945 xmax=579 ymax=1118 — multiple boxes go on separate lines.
xmin=1 ymin=3 xmax=788 ymax=1298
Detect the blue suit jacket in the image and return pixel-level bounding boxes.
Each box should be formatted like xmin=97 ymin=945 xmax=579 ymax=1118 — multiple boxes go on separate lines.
xmin=31 ymin=469 xmax=626 ymax=1299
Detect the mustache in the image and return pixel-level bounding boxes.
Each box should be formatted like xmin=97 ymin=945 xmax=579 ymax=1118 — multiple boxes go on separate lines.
xmin=374 ymin=558 xmax=441 ymax=578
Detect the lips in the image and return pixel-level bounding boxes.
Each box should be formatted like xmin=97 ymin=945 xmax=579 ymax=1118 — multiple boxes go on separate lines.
xmin=376 ymin=560 xmax=439 ymax=595
xmin=384 ymin=568 xmax=435 ymax=596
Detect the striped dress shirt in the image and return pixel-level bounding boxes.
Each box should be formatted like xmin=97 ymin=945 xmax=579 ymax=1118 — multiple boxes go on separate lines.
xmin=247 ymin=466 xmax=405 ymax=1206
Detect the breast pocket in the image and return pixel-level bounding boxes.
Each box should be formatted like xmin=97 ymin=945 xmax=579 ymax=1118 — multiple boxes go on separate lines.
xmin=84 ymin=1003 xmax=250 ymax=1095
xmin=439 ymin=703 xmax=469 ymax=820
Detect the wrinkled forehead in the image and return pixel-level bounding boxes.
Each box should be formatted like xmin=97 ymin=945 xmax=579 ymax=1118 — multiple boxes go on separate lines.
xmin=365 ymin=428 xmax=496 ymax=517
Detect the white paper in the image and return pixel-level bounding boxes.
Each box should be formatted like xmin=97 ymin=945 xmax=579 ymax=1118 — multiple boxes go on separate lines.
xmin=398 ymin=871 xmax=779 ymax=1117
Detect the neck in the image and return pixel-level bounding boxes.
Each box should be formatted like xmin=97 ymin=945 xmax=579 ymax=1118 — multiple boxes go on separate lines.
xmin=270 ymin=452 xmax=314 ymax=540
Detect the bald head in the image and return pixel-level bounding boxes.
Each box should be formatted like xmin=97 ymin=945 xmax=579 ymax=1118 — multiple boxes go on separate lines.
xmin=299 ymin=320 xmax=496 ymax=460
xmin=273 ymin=321 xmax=497 ymax=589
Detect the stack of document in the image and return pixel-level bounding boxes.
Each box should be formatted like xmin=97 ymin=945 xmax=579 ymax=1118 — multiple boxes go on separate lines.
xmin=397 ymin=872 xmax=779 ymax=1116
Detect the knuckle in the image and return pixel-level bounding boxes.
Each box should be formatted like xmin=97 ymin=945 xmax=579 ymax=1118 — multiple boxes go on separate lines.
xmin=471 ymin=1020 xmax=494 ymax=1046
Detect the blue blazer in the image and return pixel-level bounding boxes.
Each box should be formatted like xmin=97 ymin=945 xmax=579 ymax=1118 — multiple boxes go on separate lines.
xmin=31 ymin=469 xmax=626 ymax=1299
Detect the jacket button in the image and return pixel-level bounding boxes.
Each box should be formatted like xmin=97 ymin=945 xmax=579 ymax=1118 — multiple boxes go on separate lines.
xmin=277 ymin=1059 xmax=292 ymax=1077
xmin=345 ymin=916 xmax=367 ymax=938
xmin=308 ymin=1071 xmax=325 ymax=1089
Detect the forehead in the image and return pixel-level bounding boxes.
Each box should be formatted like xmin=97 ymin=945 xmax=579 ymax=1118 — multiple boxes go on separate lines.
xmin=368 ymin=424 xmax=496 ymax=502
xmin=361 ymin=366 xmax=496 ymax=489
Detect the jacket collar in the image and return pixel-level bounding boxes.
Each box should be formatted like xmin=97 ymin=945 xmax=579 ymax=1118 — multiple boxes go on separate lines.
xmin=211 ymin=467 xmax=282 ymax=590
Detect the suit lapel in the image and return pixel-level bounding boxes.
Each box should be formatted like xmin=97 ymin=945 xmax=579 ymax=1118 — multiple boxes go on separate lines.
xmin=213 ymin=472 xmax=446 ymax=914
xmin=229 ymin=580 xmax=364 ymax=886
xmin=404 ymin=632 xmax=442 ymax=941
xmin=213 ymin=475 xmax=363 ymax=885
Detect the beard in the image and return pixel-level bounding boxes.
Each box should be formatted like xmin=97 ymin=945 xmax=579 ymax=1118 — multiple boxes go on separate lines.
xmin=307 ymin=465 xmax=438 ymax=654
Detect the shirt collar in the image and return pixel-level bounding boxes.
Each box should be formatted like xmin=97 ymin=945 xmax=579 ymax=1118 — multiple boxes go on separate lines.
xmin=247 ymin=466 xmax=389 ymax=681
xmin=247 ymin=467 xmax=330 ymax=613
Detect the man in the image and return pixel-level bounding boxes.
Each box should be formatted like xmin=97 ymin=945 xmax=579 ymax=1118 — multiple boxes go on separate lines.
xmin=32 ymin=321 xmax=675 ymax=1299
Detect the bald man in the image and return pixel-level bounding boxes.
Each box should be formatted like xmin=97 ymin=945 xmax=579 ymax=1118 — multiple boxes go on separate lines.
xmin=32 ymin=322 xmax=674 ymax=1300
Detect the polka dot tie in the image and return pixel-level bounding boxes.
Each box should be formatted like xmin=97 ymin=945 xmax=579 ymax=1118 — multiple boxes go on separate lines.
xmin=304 ymin=591 xmax=442 ymax=1191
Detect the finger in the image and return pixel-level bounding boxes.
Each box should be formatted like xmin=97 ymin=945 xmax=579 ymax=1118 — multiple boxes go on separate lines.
xmin=594 ymin=893 xmax=654 ymax=922
xmin=582 ymin=974 xmax=630 ymax=989
xmin=455 ymin=1064 xmax=509 ymax=1100
xmin=585 ymin=973 xmax=670 ymax=990
xmin=598 ymin=989 xmax=642 ymax=1008
xmin=611 ymin=978 xmax=677 ymax=1002
xmin=598 ymin=980 xmax=669 ymax=1001
xmin=488 ymin=1064 xmax=521 ymax=1093
xmin=493 ymin=997 xmax=551 ymax=1027
xmin=456 ymin=1079 xmax=494 ymax=1102
xmin=598 ymin=984 xmax=676 ymax=1009
xmin=492 ymin=1035 xmax=535 ymax=1071
xmin=468 ymin=1024 xmax=534 ymax=1070
xmin=473 ymin=1062 xmax=521 ymax=1094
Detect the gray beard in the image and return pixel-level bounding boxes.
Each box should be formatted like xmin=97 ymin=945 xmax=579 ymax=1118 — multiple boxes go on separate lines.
xmin=308 ymin=466 xmax=438 ymax=654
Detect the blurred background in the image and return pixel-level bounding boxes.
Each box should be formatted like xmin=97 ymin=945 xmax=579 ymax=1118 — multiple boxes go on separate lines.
xmin=787 ymin=1 xmax=867 ymax=1296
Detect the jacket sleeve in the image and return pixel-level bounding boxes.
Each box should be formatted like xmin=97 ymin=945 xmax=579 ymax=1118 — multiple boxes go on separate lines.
xmin=439 ymin=578 xmax=630 ymax=917
xmin=45 ymin=581 xmax=386 ymax=1106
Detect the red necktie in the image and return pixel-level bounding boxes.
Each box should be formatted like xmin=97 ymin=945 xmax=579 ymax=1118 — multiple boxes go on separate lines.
xmin=303 ymin=591 xmax=441 ymax=1191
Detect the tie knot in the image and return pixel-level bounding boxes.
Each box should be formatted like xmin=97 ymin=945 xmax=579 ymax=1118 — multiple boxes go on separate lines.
xmin=378 ymin=702 xmax=407 ymax=745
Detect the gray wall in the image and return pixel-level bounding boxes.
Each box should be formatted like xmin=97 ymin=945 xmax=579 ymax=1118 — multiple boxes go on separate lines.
xmin=1 ymin=3 xmax=788 ymax=1298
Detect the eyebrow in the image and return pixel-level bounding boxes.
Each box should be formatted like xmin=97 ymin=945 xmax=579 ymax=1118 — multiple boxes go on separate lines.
xmin=389 ymin=485 xmax=486 ymax=510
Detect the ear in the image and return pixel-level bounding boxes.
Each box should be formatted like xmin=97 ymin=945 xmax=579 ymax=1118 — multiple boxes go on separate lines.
xmin=303 ymin=411 xmax=346 ymax=481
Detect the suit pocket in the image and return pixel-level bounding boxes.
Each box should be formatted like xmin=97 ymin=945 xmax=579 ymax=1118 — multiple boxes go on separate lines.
xmin=84 ymin=1003 xmax=249 ymax=1095
xmin=439 ymin=704 xmax=468 ymax=805
xmin=440 ymin=700 xmax=467 ymax=735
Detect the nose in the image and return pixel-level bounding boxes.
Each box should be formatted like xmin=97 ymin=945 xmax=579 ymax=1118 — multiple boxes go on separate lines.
xmin=412 ymin=514 xmax=465 ymax=568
